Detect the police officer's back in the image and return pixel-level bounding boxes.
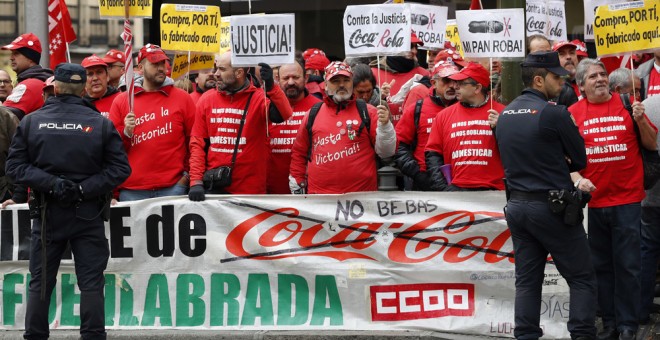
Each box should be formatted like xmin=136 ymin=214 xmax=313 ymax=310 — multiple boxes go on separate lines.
xmin=5 ymin=63 xmax=130 ymax=340
xmin=495 ymin=52 xmax=597 ymax=340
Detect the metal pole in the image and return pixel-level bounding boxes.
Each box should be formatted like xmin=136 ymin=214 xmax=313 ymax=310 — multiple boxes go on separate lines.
xmin=24 ymin=0 xmax=49 ymax=68
xmin=498 ymin=0 xmax=524 ymax=105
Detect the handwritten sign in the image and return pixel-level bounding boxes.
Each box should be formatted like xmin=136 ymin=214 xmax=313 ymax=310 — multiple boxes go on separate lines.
xmin=343 ymin=4 xmax=412 ymax=57
xmin=408 ymin=4 xmax=448 ymax=50
xmin=170 ymin=53 xmax=215 ymax=80
xmin=160 ymin=4 xmax=220 ymax=54
xmin=594 ymin=0 xmax=660 ymax=56
xmin=456 ymin=8 xmax=525 ymax=58
xmin=525 ymin=0 xmax=567 ymax=41
xmin=230 ymin=14 xmax=295 ymax=67
xmin=98 ymin=0 xmax=152 ymax=18
xmin=583 ymin=0 xmax=626 ymax=41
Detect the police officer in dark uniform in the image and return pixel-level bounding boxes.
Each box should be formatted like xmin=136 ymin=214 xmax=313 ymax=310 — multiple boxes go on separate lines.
xmin=6 ymin=63 xmax=131 ymax=340
xmin=496 ymin=52 xmax=597 ymax=340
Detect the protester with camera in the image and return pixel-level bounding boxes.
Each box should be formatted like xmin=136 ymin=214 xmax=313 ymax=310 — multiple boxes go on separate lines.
xmin=188 ymin=51 xmax=293 ymax=199
xmin=496 ymin=51 xmax=597 ymax=340
xmin=109 ymin=43 xmax=196 ymax=201
xmin=5 ymin=63 xmax=130 ymax=340
xmin=568 ymin=58 xmax=657 ymax=340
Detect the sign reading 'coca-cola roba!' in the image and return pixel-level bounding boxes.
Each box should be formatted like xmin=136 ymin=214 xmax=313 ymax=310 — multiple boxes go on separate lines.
xmin=456 ymin=8 xmax=526 ymax=59
xmin=343 ymin=4 xmax=412 ymax=57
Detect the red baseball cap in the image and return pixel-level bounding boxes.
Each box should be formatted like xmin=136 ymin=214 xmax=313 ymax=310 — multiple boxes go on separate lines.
xmin=303 ymin=48 xmax=326 ymax=61
xmin=102 ymin=49 xmax=125 ymax=64
xmin=325 ymin=61 xmax=353 ymax=81
xmin=43 ymin=76 xmax=55 ymax=90
xmin=306 ymin=53 xmax=331 ymax=71
xmin=571 ymin=39 xmax=588 ymax=57
xmin=552 ymin=40 xmax=577 ymax=52
xmin=2 ymin=33 xmax=42 ymax=53
xmin=431 ymin=62 xmax=459 ymax=79
xmin=137 ymin=44 xmax=169 ymax=64
xmin=433 ymin=47 xmax=467 ymax=68
xmin=81 ymin=54 xmax=108 ymax=69
xmin=448 ymin=62 xmax=490 ymax=87
xmin=411 ymin=31 xmax=424 ymax=47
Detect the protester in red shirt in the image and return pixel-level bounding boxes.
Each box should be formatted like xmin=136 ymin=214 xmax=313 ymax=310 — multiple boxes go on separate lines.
xmin=109 ymin=44 xmax=196 ymax=201
xmin=569 ymin=59 xmax=658 ymax=340
xmin=267 ymin=58 xmax=321 ymax=194
xmin=190 ymin=69 xmax=215 ymax=104
xmin=395 ymin=62 xmax=459 ymax=190
xmin=289 ymin=61 xmax=396 ymax=194
xmin=188 ymin=52 xmax=293 ymax=200
xmin=1 ymin=33 xmax=53 ymax=120
xmin=103 ymin=49 xmax=126 ymax=89
xmin=81 ymin=55 xmax=120 ymax=118
xmin=425 ymin=62 xmax=505 ymax=191
xmin=371 ymin=32 xmax=430 ymax=127
xmin=304 ymin=49 xmax=330 ymax=100
xmin=636 ymin=49 xmax=660 ymax=100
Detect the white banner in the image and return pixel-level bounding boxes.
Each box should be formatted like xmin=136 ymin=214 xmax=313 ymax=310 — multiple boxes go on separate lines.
xmin=0 ymin=192 xmax=570 ymax=339
xmin=583 ymin=0 xmax=627 ymax=41
xmin=525 ymin=0 xmax=567 ymax=41
xmin=455 ymin=9 xmax=526 ymax=59
xmin=343 ymin=4 xmax=412 ymax=57
xmin=409 ymin=4 xmax=448 ymax=50
xmin=230 ymin=14 xmax=295 ymax=67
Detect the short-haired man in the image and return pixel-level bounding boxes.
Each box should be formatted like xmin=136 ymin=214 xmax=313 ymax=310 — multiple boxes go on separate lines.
xmin=0 ymin=69 xmax=14 ymax=103
xmin=425 ymin=62 xmax=505 ymax=191
xmin=1 ymin=33 xmax=53 ymax=120
xmin=289 ymin=61 xmax=396 ymax=194
xmin=6 ymin=63 xmax=130 ymax=340
xmin=395 ymin=62 xmax=459 ymax=190
xmin=188 ymin=52 xmax=293 ymax=199
xmin=552 ymin=41 xmax=580 ymax=107
xmin=109 ymin=44 xmax=196 ymax=201
xmin=526 ymin=34 xmax=551 ymax=54
xmin=609 ymin=67 xmax=641 ymax=102
xmin=81 ymin=54 xmax=120 ymax=118
xmin=102 ymin=49 xmax=126 ymax=89
xmin=497 ymin=51 xmax=597 ymax=340
xmin=189 ymin=69 xmax=215 ymax=104
xmin=267 ymin=58 xmax=321 ymax=194
xmin=569 ymin=58 xmax=658 ymax=340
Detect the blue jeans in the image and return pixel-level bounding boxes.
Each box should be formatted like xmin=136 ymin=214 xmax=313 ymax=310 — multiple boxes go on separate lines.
xmin=506 ymin=199 xmax=597 ymax=340
xmin=588 ymin=203 xmax=642 ymax=332
xmin=119 ymin=184 xmax=188 ymax=201
xmin=640 ymin=206 xmax=660 ymax=321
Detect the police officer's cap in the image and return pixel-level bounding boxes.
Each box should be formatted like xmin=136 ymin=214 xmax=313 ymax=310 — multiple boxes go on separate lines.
xmin=521 ymin=51 xmax=569 ymax=77
xmin=54 ymin=63 xmax=86 ymax=84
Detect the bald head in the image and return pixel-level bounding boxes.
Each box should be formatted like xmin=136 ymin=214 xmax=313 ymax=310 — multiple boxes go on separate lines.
xmin=213 ymin=52 xmax=246 ymax=92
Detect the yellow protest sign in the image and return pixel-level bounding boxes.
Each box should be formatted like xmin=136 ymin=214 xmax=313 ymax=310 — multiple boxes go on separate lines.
xmin=98 ymin=0 xmax=153 ymax=18
xmin=394 ymin=0 xmax=405 ymax=3
xmin=160 ymin=4 xmax=221 ymax=54
xmin=170 ymin=53 xmax=215 ymax=80
xmin=594 ymin=0 xmax=660 ymax=56
xmin=220 ymin=17 xmax=231 ymax=54
xmin=445 ymin=20 xmax=464 ymax=57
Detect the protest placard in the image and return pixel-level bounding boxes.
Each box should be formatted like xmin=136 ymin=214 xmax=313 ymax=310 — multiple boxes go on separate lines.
xmin=170 ymin=53 xmax=215 ymax=80
xmin=98 ymin=0 xmax=152 ymax=18
xmin=445 ymin=20 xmax=464 ymax=57
xmin=343 ymin=4 xmax=412 ymax=57
xmin=455 ymin=8 xmax=525 ymax=59
xmin=160 ymin=4 xmax=220 ymax=54
xmin=594 ymin=0 xmax=660 ymax=56
xmin=525 ymin=0 xmax=567 ymax=41
xmin=408 ymin=4 xmax=448 ymax=50
xmin=584 ymin=0 xmax=627 ymax=41
xmin=220 ymin=17 xmax=231 ymax=54
xmin=230 ymin=14 xmax=295 ymax=67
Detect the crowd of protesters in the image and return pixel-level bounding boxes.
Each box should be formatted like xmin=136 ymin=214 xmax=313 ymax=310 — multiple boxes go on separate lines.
xmin=1 ymin=28 xmax=660 ymax=339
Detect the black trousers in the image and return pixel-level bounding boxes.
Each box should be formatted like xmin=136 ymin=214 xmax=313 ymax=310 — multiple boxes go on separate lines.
xmin=506 ymin=198 xmax=597 ymax=340
xmin=23 ymin=201 xmax=109 ymax=340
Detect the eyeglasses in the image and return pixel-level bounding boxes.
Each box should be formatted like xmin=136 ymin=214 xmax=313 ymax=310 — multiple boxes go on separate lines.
xmin=0 ymin=79 xmax=12 ymax=85
xmin=456 ymin=80 xmax=478 ymax=87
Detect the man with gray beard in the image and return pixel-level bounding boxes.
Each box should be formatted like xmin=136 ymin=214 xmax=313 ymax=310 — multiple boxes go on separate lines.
xmin=267 ymin=58 xmax=321 ymax=194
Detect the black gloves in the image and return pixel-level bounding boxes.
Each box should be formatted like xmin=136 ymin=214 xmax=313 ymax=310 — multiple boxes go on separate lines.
xmin=188 ymin=185 xmax=206 ymax=201
xmin=52 ymin=178 xmax=82 ymax=206
xmin=413 ymin=172 xmax=430 ymax=191
xmin=259 ymin=62 xmax=274 ymax=91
